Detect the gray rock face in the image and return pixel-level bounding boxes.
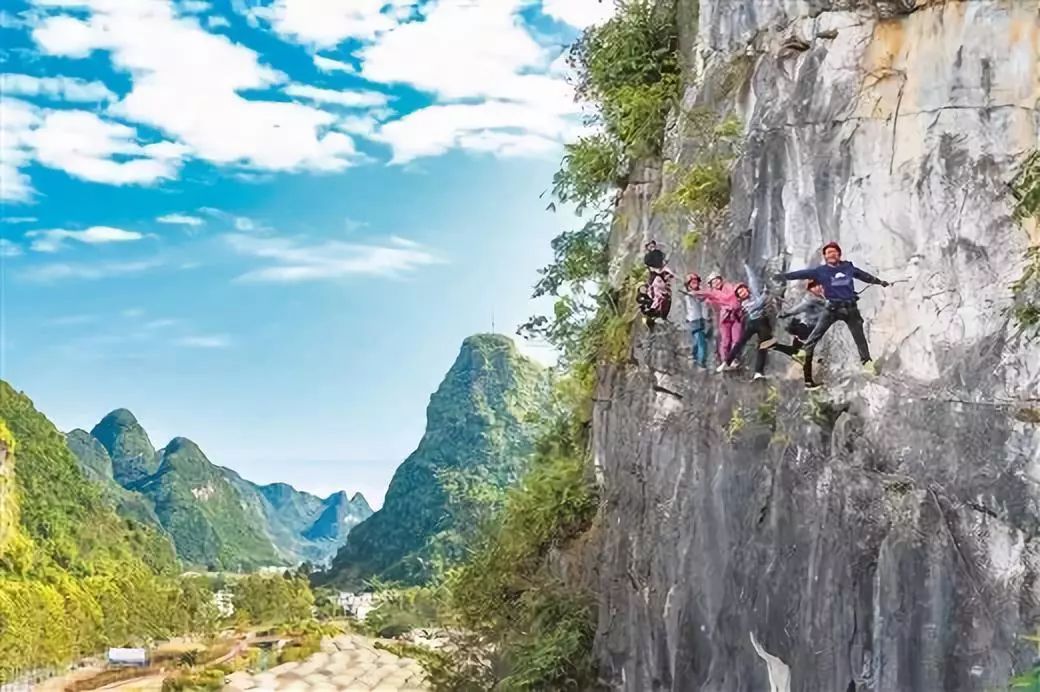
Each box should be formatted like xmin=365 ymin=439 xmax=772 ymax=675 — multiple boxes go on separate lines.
xmin=591 ymin=1 xmax=1040 ymax=690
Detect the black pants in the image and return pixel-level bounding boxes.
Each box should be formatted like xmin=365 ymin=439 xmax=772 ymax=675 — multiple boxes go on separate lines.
xmin=728 ymin=316 xmax=772 ymax=374
xmin=773 ymin=321 xmax=814 ymax=383
xmin=803 ymin=301 xmax=871 ymax=362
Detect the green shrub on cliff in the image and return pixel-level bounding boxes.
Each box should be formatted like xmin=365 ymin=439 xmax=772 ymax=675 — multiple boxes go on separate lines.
xmin=571 ymin=0 xmax=679 ymax=158
xmin=1010 ymin=151 xmax=1040 ymax=337
xmin=552 ymin=0 xmax=680 ymax=212
xmin=424 ymin=404 xmax=599 ymax=691
xmin=1012 ymin=150 xmax=1039 ymax=222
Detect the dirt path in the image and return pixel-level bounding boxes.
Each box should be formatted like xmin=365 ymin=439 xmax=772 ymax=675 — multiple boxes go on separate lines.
xmin=96 ymin=674 xmax=166 ymax=690
xmin=224 ymin=633 xmax=428 ymax=691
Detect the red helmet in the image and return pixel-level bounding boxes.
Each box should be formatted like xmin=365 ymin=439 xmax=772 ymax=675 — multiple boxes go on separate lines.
xmin=821 ymin=241 xmax=842 ymax=256
xmin=685 ymin=273 xmax=700 ymax=286
xmin=734 ymin=282 xmax=749 ymax=295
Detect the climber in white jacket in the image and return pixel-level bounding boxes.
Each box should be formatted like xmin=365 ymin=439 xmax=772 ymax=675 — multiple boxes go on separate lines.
xmin=681 ymin=273 xmax=710 ymax=368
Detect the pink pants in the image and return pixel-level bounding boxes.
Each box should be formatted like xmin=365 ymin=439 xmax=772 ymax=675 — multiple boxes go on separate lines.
xmin=716 ymin=319 xmax=744 ymax=362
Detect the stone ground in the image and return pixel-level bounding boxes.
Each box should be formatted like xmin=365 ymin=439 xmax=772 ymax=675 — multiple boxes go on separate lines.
xmin=224 ymin=633 xmax=429 ymax=691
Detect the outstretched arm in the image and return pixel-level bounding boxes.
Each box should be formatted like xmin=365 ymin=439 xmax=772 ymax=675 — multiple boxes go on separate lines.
xmin=743 ymin=263 xmax=765 ymax=299
xmin=691 ymin=290 xmax=725 ymax=307
xmin=853 ymin=265 xmax=888 ymax=286
xmin=774 ymin=267 xmax=817 ymax=282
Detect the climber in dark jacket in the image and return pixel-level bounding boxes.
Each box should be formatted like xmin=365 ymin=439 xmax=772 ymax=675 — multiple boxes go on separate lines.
xmin=767 ymin=280 xmax=826 ymax=388
xmin=773 ymin=242 xmax=890 ymax=376
xmin=724 ymin=263 xmax=775 ymax=380
xmin=643 ymin=240 xmax=666 ymax=274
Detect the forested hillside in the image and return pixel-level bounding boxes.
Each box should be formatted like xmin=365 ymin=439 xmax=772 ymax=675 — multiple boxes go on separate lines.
xmin=0 ymin=381 xmax=213 ymax=681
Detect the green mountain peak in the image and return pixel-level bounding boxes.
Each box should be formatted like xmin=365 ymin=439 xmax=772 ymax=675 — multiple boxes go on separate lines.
xmin=91 ymin=408 xmax=159 ymax=485
xmin=349 ymin=492 xmax=372 ymax=514
xmin=66 ymin=428 xmax=114 ymax=482
xmin=327 ymin=334 xmax=546 ymax=585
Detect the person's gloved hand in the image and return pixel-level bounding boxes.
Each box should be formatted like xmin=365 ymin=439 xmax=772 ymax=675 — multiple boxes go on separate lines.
xmin=881 ymin=280 xmax=891 ymax=288
xmin=778 ymin=312 xmax=790 ymax=319
xmin=771 ymin=273 xmax=784 ymax=282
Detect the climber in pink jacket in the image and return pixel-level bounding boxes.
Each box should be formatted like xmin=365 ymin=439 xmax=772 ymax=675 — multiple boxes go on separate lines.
xmin=691 ymin=272 xmax=744 ymax=371
xmin=648 ymin=268 xmax=674 ymax=320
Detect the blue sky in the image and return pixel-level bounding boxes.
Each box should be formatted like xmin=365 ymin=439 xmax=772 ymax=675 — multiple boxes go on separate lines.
xmin=0 ymin=0 xmax=613 ymax=506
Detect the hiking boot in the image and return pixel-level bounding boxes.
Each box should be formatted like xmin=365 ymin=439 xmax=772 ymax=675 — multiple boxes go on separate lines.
xmin=804 ymin=381 xmax=823 ymax=391
xmin=752 ymin=372 xmax=766 ymax=381
xmin=727 ymin=361 xmax=741 ymax=370
xmin=716 ymin=363 xmax=727 ymax=373
xmin=862 ymin=360 xmax=878 ymax=376
xmin=758 ymin=337 xmax=777 ymax=350
xmin=790 ymin=351 xmax=806 ymax=365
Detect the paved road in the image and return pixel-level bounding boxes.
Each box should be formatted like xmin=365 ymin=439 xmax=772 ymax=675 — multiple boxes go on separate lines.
xmin=224 ymin=633 xmax=428 ymax=691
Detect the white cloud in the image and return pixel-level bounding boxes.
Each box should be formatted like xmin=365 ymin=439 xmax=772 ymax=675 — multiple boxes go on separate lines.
xmin=225 ymin=233 xmax=443 ymax=283
xmin=359 ymin=1 xmax=543 ymax=101
xmin=122 ymin=307 xmax=145 ymax=318
xmin=1 ymin=97 xmax=187 ymax=199
xmin=540 ymin=0 xmax=615 ymax=28
xmin=377 ymin=100 xmax=570 ymax=163
xmin=205 ymin=14 xmax=230 ymax=29
xmin=177 ymin=334 xmax=230 ymax=348
xmin=0 ymin=98 xmax=39 ymax=202
xmin=0 ymin=11 xmax=24 ymax=29
xmin=178 ymin=0 xmax=211 ymax=13
xmin=27 ymin=225 xmax=146 ymax=252
xmin=284 ymin=84 xmax=389 ymax=108
xmin=1 ymin=73 xmax=116 ymax=102
xmin=157 ymin=213 xmax=204 ymax=226
xmin=29 ymin=109 xmax=187 ymax=186
xmin=250 ymin=0 xmax=414 ymax=47
xmin=0 ymin=9 xmax=47 ymax=30
xmin=0 ymin=239 xmax=24 ymax=258
xmin=313 ymin=55 xmax=356 ymax=74
xmin=343 ymin=217 xmax=368 ymax=233
xmin=349 ymin=0 xmax=582 ymax=162
xmin=1 ymin=217 xmax=38 ymax=224
xmin=20 ymin=259 xmax=162 ymax=282
xmin=46 ymin=313 xmax=98 ymax=326
xmin=196 ymin=207 xmax=270 ymax=233
xmin=335 ymin=115 xmax=380 ymax=137
xmin=31 ymin=0 xmax=363 ymax=175
xmin=144 ymin=318 xmax=179 ymax=329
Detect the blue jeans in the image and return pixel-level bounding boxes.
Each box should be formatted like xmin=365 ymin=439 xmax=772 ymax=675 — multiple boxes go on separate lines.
xmin=690 ymin=319 xmax=708 ymax=366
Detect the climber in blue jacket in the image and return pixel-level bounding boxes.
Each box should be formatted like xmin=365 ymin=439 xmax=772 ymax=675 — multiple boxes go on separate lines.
xmin=773 ymin=241 xmax=890 ymax=377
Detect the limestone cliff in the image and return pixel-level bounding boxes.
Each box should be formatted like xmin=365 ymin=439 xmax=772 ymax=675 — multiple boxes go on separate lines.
xmin=591 ymin=2 xmax=1040 ymax=690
